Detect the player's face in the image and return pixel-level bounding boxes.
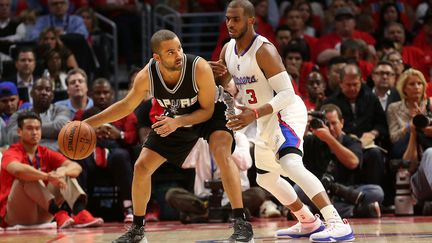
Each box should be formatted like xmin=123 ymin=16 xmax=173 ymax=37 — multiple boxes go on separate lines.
xmin=18 ymin=118 xmax=41 ymax=145
xmin=156 ymin=38 xmax=183 ymax=71
xmin=226 ymin=7 xmax=251 ymax=40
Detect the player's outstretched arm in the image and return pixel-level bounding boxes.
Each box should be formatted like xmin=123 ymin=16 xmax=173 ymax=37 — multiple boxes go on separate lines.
xmin=84 ymin=65 xmax=150 ymax=128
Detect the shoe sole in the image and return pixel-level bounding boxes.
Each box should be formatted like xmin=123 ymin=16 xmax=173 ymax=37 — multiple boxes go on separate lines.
xmin=277 ymin=224 xmax=326 ymax=238
xmin=73 ymin=218 xmax=104 ymax=228
xmin=58 ymin=218 xmax=74 ymax=229
xmin=310 ymin=232 xmax=355 ymax=242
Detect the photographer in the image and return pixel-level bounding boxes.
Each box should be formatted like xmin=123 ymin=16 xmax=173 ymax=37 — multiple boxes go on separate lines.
xmin=297 ymin=104 xmax=384 ymax=218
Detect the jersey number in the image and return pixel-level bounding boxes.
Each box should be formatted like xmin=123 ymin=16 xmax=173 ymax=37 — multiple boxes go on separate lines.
xmin=246 ymin=89 xmax=257 ymax=104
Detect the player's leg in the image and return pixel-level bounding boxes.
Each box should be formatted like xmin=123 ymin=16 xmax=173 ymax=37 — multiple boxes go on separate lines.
xmin=112 ymin=147 xmax=165 ymax=243
xmin=279 ymin=152 xmax=355 ymax=242
xmin=254 ymin=144 xmax=324 ymax=239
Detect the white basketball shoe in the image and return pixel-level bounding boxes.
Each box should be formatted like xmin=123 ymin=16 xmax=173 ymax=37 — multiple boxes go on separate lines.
xmin=276 ymin=214 xmax=325 ymax=238
xmin=309 ymin=218 xmax=355 ymax=242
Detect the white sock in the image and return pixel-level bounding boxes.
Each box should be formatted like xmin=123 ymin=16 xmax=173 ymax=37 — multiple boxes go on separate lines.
xmin=123 ymin=200 xmax=132 ymax=208
xmin=320 ymin=205 xmax=342 ymax=223
xmin=292 ymin=204 xmax=315 ymax=223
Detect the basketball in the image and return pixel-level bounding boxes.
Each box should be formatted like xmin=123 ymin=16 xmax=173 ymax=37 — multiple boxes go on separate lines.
xmin=58 ymin=121 xmax=96 ymax=160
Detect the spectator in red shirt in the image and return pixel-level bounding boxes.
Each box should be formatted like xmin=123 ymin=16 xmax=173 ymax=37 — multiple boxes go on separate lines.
xmin=282 ymin=7 xmax=318 ymax=59
xmin=0 ymin=111 xmax=103 ymax=229
xmin=383 ymin=22 xmax=429 ymax=77
xmin=304 ymin=71 xmax=326 ymax=111
xmin=275 ymin=25 xmax=292 ymax=54
xmin=340 ymin=38 xmax=374 ymax=81
xmin=316 ymin=7 xmax=376 ymax=65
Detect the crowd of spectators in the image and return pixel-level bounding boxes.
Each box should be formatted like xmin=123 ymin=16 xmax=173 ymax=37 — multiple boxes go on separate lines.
xmin=1 ymin=0 xmax=432 ymax=229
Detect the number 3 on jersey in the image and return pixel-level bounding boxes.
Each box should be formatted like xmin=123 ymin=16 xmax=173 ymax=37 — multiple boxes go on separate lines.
xmin=246 ymin=89 xmax=257 ymax=104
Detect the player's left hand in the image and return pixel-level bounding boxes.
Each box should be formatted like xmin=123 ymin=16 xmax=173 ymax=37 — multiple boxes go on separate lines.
xmin=152 ymin=115 xmax=179 ymax=137
xmin=226 ymin=105 xmax=255 ymax=131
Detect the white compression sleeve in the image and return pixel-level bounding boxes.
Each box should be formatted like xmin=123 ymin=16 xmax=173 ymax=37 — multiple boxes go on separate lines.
xmin=267 ymin=71 xmax=296 ymax=113
xmin=279 ymin=153 xmax=325 ymax=199
xmin=256 ymin=172 xmax=298 ymax=205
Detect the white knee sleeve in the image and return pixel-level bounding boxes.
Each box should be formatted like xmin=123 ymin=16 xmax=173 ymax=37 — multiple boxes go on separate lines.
xmin=279 ymin=153 xmax=325 ymax=199
xmin=256 ymin=172 xmax=298 ymax=205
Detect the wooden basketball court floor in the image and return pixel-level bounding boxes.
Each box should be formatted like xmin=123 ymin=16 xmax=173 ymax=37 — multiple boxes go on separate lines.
xmin=1 ymin=216 xmax=432 ymax=243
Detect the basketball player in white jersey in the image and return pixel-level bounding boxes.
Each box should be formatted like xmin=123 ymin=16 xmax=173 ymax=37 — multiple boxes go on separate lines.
xmin=209 ymin=0 xmax=354 ymax=242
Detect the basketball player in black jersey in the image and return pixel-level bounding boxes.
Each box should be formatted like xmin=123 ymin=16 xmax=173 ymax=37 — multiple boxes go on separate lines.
xmin=83 ymin=29 xmax=254 ymax=243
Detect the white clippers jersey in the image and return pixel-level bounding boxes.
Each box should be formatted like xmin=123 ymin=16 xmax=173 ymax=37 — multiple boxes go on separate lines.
xmin=225 ymin=35 xmax=307 ymax=159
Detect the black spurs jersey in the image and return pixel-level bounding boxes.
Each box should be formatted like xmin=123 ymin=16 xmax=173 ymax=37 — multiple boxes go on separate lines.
xmin=148 ymin=54 xmax=201 ymax=117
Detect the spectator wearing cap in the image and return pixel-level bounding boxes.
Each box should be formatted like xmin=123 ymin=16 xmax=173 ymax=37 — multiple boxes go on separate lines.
xmin=315 ymin=7 xmax=376 ymax=65
xmin=29 ymin=0 xmax=88 ymax=41
xmin=7 ymin=78 xmax=72 ymax=151
xmin=0 ymin=81 xmax=28 ymax=126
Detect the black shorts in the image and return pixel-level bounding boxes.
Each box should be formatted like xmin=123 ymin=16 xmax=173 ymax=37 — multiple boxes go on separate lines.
xmin=144 ymin=102 xmax=234 ymax=166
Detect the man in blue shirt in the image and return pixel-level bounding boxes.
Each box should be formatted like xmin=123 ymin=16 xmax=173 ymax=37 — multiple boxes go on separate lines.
xmin=29 ymin=0 xmax=88 ymax=41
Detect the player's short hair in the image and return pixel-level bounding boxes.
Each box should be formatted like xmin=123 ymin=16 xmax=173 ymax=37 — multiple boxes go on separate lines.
xmin=151 ymin=29 xmax=178 ymax=54
xmin=17 ymin=111 xmax=41 ymax=128
xmin=228 ymin=0 xmax=255 ymax=17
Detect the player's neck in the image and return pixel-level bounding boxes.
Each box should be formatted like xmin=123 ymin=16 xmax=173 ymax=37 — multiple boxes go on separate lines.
xmin=160 ymin=67 xmax=181 ymax=85
xmin=22 ymin=142 xmax=37 ymax=155
xmin=235 ymin=31 xmax=257 ymax=56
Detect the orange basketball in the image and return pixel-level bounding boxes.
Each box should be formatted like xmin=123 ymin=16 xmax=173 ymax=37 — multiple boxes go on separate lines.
xmin=58 ymin=121 xmax=96 ymax=160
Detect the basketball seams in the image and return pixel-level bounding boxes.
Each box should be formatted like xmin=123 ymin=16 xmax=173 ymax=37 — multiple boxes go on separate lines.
xmin=82 ymin=123 xmax=95 ymax=160
xmin=73 ymin=121 xmax=82 ymax=160
xmin=62 ymin=123 xmax=70 ymax=158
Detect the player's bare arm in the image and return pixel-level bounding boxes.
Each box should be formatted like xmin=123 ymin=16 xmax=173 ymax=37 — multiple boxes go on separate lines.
xmin=152 ymin=58 xmax=216 ymax=137
xmin=84 ymin=65 xmax=150 ymax=128
xmin=209 ymin=44 xmax=231 ymax=87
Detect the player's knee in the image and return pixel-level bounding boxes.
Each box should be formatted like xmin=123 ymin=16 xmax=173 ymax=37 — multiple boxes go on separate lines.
xmin=133 ymin=159 xmax=152 ymax=176
xmin=208 ymin=131 xmax=232 ymax=153
xmin=279 ymin=152 xmax=304 ymax=177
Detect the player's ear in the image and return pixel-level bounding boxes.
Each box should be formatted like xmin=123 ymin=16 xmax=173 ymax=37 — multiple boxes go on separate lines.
xmin=153 ymin=53 xmax=161 ymax=62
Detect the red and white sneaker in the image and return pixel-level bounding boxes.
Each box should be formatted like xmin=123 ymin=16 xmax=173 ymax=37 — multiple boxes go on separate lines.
xmin=72 ymin=210 xmax=104 ymax=228
xmin=54 ymin=210 xmax=74 ymax=229
xmin=276 ymin=214 xmax=325 ymax=238
xmin=309 ymin=218 xmax=355 ymax=242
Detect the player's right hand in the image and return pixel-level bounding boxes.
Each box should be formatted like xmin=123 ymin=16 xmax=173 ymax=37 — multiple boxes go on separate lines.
xmin=208 ymin=59 xmax=227 ymax=77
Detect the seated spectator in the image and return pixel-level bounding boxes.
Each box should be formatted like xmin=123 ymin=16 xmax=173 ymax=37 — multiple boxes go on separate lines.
xmin=340 ymin=39 xmax=374 ymax=81
xmin=29 ymin=0 xmax=88 ymax=41
xmin=304 ymin=71 xmax=326 ymax=111
xmin=382 ymin=51 xmax=410 ymax=82
xmin=323 ymin=63 xmax=389 ymax=187
xmin=166 ymin=133 xmax=280 ymax=222
xmin=281 ymin=6 xmax=318 ymax=57
xmin=383 ymin=22 xmax=428 ymax=78
xmin=387 ymin=69 xmax=429 ymax=159
xmin=5 ymin=47 xmax=37 ymax=102
xmin=0 ymin=81 xmax=26 ymax=126
xmin=15 ymin=9 xmax=37 ymax=42
xmin=403 ymin=115 xmax=432 ymax=204
xmin=294 ymin=0 xmax=321 ymax=37
xmin=371 ymin=61 xmax=401 ymax=112
xmin=325 ymin=56 xmax=347 ymax=96
xmin=282 ymin=38 xmax=315 ymax=98
xmin=374 ymin=2 xmax=413 ymax=42
xmin=7 ymin=78 xmax=72 ymax=151
xmin=0 ymin=111 xmax=103 ymax=229
xmin=55 ymin=68 xmax=93 ymax=120
xmin=0 ymin=0 xmax=24 ymax=60
xmin=296 ymin=104 xmax=383 ymax=218
xmin=44 ymin=49 xmax=68 ymax=91
xmin=275 ymin=25 xmax=292 ymax=54
xmin=75 ymin=7 xmax=111 ymax=78
xmin=36 ymin=27 xmax=79 ymax=71
xmin=316 ymin=7 xmax=376 ymax=65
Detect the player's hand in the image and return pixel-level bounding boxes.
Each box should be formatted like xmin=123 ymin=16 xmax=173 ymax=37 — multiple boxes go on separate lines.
xmin=152 ymin=115 xmax=179 ymax=137
xmin=208 ymin=59 xmax=227 ymax=77
xmin=226 ymin=105 xmax=255 ymax=131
